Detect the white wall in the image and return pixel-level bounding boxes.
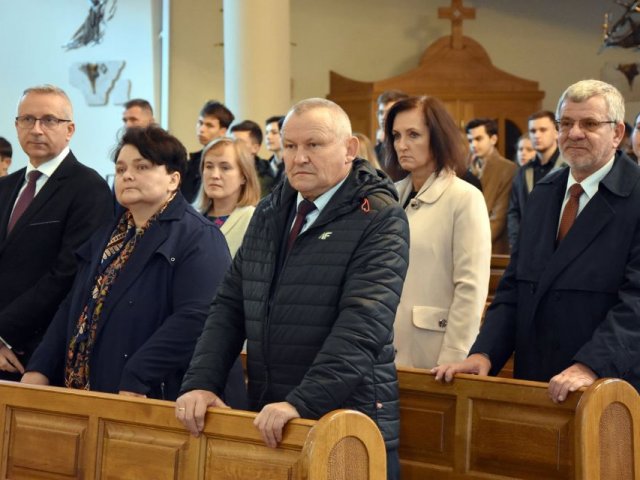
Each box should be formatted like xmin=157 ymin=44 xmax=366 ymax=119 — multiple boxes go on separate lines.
xmin=0 ymin=0 xmax=157 ymax=177
xmin=289 ymin=0 xmax=640 ymax=117
xmin=3 ymin=0 xmax=640 ymax=177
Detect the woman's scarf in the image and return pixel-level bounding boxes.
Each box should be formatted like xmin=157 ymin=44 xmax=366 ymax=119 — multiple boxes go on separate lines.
xmin=64 ymin=193 xmax=175 ymax=390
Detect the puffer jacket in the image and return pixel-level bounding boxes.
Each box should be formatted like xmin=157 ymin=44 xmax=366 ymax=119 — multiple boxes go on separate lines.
xmin=181 ymin=159 xmax=410 ymax=449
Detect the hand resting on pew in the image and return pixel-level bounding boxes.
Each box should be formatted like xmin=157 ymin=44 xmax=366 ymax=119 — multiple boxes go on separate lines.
xmin=548 ymin=362 xmax=597 ymax=403
xmin=175 ymin=389 xmax=229 ymax=437
xmin=432 ymin=355 xmax=598 ymax=404
xmin=20 ymin=371 xmax=49 ymax=385
xmin=253 ymin=401 xmax=301 ymax=448
xmin=431 ymin=353 xmax=491 ymax=382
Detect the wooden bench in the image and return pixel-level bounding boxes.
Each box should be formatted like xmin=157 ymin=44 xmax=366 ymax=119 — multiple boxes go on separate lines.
xmin=0 ymin=381 xmax=386 ymax=480
xmin=398 ymin=367 xmax=640 ymax=479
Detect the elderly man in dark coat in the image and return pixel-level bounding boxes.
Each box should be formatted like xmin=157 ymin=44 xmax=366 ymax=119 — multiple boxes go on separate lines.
xmin=176 ymin=98 xmax=409 ymax=480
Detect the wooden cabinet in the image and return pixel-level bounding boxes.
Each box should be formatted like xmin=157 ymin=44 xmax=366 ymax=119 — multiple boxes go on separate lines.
xmin=328 ymin=35 xmax=544 ymax=158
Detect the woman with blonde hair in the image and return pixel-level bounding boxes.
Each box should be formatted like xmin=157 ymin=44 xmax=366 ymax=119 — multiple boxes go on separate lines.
xmin=354 ymin=132 xmax=381 ymax=170
xmin=199 ymin=137 xmax=260 ymax=257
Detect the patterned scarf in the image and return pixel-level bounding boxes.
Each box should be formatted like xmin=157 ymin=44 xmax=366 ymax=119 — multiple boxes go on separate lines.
xmin=64 ymin=194 xmax=175 ymax=390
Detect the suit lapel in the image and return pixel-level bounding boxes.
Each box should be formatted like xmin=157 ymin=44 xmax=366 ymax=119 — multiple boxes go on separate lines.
xmin=4 ymin=153 xmax=76 ymax=238
xmin=534 ymin=194 xmax=613 ymax=302
xmin=0 ymin=170 xmax=26 ymax=243
xmin=531 ymin=155 xmax=632 ymax=305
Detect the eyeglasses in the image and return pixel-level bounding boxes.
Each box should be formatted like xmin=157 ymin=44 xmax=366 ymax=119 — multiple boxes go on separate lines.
xmin=15 ymin=115 xmax=72 ymax=130
xmin=556 ymin=118 xmax=617 ymax=133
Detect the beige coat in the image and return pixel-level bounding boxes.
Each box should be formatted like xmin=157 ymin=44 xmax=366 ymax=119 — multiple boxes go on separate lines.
xmin=220 ymin=205 xmax=255 ymax=257
xmin=394 ymin=170 xmax=491 ymax=368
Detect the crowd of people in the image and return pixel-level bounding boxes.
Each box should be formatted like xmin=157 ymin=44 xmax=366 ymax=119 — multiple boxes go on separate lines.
xmin=1 ymin=78 xmax=640 ymax=479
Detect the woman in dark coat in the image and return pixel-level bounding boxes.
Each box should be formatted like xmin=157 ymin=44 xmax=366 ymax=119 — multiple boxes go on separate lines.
xmin=22 ymin=126 xmax=245 ymax=403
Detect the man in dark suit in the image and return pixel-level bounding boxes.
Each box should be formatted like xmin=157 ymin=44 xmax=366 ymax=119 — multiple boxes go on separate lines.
xmin=507 ymin=110 xmax=566 ymax=250
xmin=183 ymin=100 xmax=235 ymax=203
xmin=262 ymin=115 xmax=286 ymax=194
xmin=230 ymin=120 xmax=273 ymax=197
xmin=0 ymin=85 xmax=112 ymax=380
xmin=466 ymin=118 xmax=517 ymax=254
xmin=434 ymin=79 xmax=640 ymax=403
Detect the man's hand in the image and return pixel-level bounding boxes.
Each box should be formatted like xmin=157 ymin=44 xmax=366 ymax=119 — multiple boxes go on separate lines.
xmin=254 ymin=402 xmax=300 ymax=448
xmin=119 ymin=390 xmax=146 ymax=398
xmin=431 ymin=353 xmax=491 ymax=383
xmin=175 ymin=390 xmax=228 ymax=437
xmin=548 ymin=363 xmax=597 ymax=403
xmin=0 ymin=345 xmax=25 ymax=374
xmin=21 ymin=371 xmax=49 ymax=385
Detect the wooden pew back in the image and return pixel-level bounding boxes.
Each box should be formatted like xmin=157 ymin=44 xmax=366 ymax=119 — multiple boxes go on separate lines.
xmin=0 ymin=381 xmax=386 ymax=480
xmin=398 ymin=367 xmax=640 ymax=479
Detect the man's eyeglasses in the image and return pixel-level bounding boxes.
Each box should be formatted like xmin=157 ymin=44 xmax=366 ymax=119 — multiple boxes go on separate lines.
xmin=15 ymin=115 xmax=72 ymax=130
xmin=556 ymin=118 xmax=617 ymax=133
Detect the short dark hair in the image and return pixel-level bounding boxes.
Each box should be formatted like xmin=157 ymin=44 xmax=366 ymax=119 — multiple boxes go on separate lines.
xmin=113 ymin=126 xmax=187 ymax=179
xmin=528 ymin=110 xmax=557 ymax=129
xmin=265 ymin=115 xmax=285 ymax=126
xmin=385 ymin=96 xmax=467 ymax=179
xmin=124 ymin=98 xmax=153 ymax=114
xmin=377 ymin=90 xmax=409 ymax=106
xmin=230 ymin=120 xmax=263 ymax=145
xmin=199 ymin=101 xmax=235 ymax=128
xmin=465 ymin=118 xmax=498 ymax=137
xmin=0 ymin=137 xmax=12 ymax=159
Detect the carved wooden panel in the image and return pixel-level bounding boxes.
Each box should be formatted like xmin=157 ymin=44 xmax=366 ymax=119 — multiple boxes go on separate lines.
xmin=468 ymin=399 xmax=573 ymax=479
xmin=97 ymin=421 xmax=194 ymax=480
xmin=399 ymin=391 xmax=455 ymax=466
xmin=204 ymin=439 xmax=300 ymax=479
xmin=327 ymin=436 xmax=369 ymax=480
xmin=4 ymin=408 xmax=88 ymax=479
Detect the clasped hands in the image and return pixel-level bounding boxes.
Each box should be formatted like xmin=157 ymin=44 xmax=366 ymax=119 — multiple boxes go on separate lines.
xmin=0 ymin=345 xmax=25 ymax=374
xmin=431 ymin=354 xmax=597 ymax=403
xmin=175 ymin=389 xmax=300 ymax=448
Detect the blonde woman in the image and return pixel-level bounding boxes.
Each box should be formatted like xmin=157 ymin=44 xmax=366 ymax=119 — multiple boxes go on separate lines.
xmin=199 ymin=138 xmax=260 ymax=257
xmin=354 ymin=132 xmax=381 ymax=170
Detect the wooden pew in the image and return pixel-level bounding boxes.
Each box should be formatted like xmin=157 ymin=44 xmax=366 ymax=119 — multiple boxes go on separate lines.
xmin=0 ymin=381 xmax=386 ymax=480
xmin=398 ymin=367 xmax=640 ymax=479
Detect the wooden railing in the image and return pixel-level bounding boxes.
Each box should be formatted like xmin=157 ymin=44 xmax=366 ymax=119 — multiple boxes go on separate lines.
xmin=0 ymin=381 xmax=386 ymax=480
xmin=398 ymin=367 xmax=640 ymax=479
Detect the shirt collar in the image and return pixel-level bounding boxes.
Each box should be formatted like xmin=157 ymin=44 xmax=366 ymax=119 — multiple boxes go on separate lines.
xmin=565 ymin=155 xmax=615 ymax=200
xmin=26 ymin=146 xmax=69 ymax=179
xmin=296 ymin=175 xmax=348 ymax=215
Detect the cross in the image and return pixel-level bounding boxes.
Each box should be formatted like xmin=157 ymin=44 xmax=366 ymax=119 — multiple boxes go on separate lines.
xmin=438 ymin=0 xmax=476 ymax=49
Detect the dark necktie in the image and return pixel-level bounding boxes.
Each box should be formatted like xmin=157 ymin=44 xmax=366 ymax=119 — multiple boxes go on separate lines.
xmin=8 ymin=170 xmax=43 ymax=233
xmin=287 ymin=199 xmax=316 ymax=254
xmin=557 ymin=183 xmax=584 ymax=242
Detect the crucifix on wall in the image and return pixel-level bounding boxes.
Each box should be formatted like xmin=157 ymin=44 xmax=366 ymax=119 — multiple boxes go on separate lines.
xmin=438 ymin=0 xmax=476 ymax=49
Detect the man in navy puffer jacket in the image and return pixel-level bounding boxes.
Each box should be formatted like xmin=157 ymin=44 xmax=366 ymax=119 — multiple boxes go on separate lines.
xmin=177 ymin=98 xmax=409 ymax=479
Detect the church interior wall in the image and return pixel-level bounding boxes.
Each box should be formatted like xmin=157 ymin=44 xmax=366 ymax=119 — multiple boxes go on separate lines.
xmin=1 ymin=0 xmax=639 ymax=177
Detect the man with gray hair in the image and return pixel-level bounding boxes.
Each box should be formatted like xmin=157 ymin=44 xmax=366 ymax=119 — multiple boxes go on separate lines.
xmin=0 ymin=85 xmax=112 ymax=379
xmin=176 ymin=98 xmax=409 ymax=479
xmin=433 ymin=79 xmax=640 ymax=403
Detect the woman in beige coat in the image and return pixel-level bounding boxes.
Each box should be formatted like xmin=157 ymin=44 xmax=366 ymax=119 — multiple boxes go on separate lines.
xmin=385 ymin=96 xmax=491 ymax=369
xmin=199 ymin=138 xmax=260 ymax=257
